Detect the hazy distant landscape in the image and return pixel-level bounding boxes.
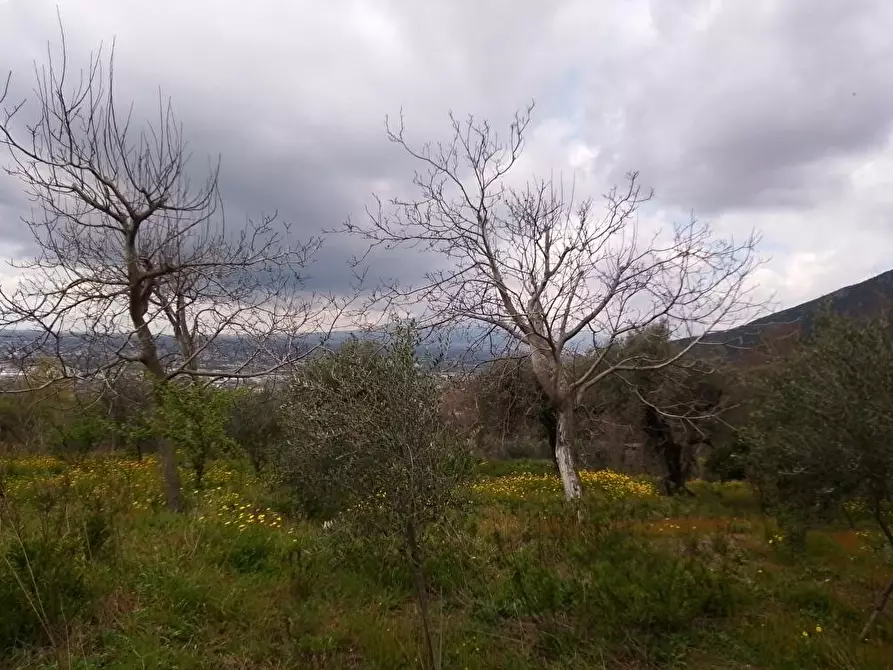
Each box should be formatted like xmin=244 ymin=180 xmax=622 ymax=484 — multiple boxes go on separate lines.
xmin=7 ymin=264 xmax=893 ymax=374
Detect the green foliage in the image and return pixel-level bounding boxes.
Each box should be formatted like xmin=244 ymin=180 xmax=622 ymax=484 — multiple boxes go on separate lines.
xmin=0 ymin=383 xmax=95 ymax=453
xmin=473 ymin=458 xmax=556 ymax=478
xmin=0 ymin=474 xmax=117 ymax=656
xmin=225 ymin=385 xmax=284 ymax=473
xmin=151 ymin=382 xmax=237 ymax=488
xmin=705 ymin=436 xmax=750 ymax=482
xmin=0 ymin=533 xmax=92 ymax=650
xmin=49 ymin=409 xmax=113 ymax=461
xmin=279 ymin=321 xmax=474 ymax=668
xmin=279 ymin=323 xmax=473 ymax=533
xmin=496 ymin=529 xmax=739 ymax=663
xmin=596 ymin=323 xmax=731 ymax=492
xmin=99 ymin=371 xmax=155 ymax=457
xmin=0 ymin=372 xmax=152 ymax=458
xmin=746 ymin=311 xmax=893 ymax=548
xmin=0 ymin=395 xmax=44 ymax=448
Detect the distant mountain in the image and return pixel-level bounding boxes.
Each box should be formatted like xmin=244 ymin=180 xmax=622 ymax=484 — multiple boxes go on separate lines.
xmin=696 ymin=268 xmax=893 ymax=352
xmin=7 ymin=269 xmax=893 ymax=371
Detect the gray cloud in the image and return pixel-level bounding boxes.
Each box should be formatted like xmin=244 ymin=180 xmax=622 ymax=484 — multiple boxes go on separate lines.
xmin=1 ymin=0 xmax=892 ymax=312
xmin=592 ymin=1 xmax=893 ymax=214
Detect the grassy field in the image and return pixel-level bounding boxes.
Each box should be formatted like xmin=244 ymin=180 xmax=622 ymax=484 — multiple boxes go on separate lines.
xmin=1 ymin=455 xmax=892 ymax=669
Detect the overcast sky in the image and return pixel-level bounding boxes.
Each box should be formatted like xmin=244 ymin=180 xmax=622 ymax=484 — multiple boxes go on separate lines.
xmin=1 ymin=0 xmax=892 ymax=314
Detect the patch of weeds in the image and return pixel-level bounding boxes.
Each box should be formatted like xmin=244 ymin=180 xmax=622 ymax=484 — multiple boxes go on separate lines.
xmin=212 ymin=525 xmax=282 ymax=574
xmin=779 ymin=580 xmax=861 ymax=626
xmin=0 ymin=533 xmax=92 ymax=653
xmin=325 ymin=526 xmax=413 ymax=595
xmin=474 ymin=459 xmax=556 ymax=479
xmin=482 ymin=524 xmax=742 ymax=665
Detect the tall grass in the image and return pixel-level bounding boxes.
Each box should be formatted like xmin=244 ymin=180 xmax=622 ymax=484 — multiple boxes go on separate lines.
xmin=1 ymin=454 xmax=891 ymax=668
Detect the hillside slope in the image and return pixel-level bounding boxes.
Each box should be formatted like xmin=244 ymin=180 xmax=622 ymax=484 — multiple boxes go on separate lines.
xmin=700 ymin=268 xmax=893 ymax=350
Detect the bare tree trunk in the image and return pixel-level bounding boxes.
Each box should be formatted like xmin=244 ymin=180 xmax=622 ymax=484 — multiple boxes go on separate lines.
xmin=541 ymin=405 xmax=559 ymax=469
xmin=125 ymin=248 xmax=184 ymax=512
xmin=0 ymin=33 xmax=325 ymax=516
xmin=146 ymin=365 xmax=184 ymax=512
xmin=556 ymin=403 xmax=583 ymax=500
xmin=158 ymin=437 xmax=184 ymax=512
xmin=405 ymin=520 xmax=438 ymax=670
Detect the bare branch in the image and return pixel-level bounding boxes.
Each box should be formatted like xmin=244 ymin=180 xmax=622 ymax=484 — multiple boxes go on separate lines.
xmin=0 ymin=26 xmax=338 ymax=510
xmin=342 ymin=107 xmax=764 ymax=499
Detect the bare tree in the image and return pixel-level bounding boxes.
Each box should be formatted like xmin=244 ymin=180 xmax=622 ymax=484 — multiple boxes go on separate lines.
xmin=344 ymin=105 xmax=762 ymax=499
xmin=0 ymin=31 xmax=333 ymax=511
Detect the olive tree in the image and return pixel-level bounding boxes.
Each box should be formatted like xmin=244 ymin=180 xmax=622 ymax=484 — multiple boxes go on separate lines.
xmin=747 ymin=311 xmax=893 ymax=639
xmin=603 ymin=323 xmax=731 ymax=494
xmin=278 ymin=323 xmax=472 ymax=669
xmin=344 ymin=105 xmax=760 ymax=499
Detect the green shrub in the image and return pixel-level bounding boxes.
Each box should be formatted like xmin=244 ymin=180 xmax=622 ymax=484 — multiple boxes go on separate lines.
xmin=150 ymin=381 xmax=238 ymax=489
xmin=476 ymin=506 xmax=743 ymax=665
xmin=226 ymin=386 xmax=284 ymax=474
xmin=278 ymin=322 xmax=473 ymax=669
xmin=705 ymin=438 xmax=750 ymax=481
xmin=50 ymin=411 xmax=113 ymax=461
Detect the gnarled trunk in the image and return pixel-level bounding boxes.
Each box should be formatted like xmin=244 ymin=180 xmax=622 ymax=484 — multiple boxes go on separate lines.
xmin=541 ymin=404 xmax=559 ymax=469
xmin=556 ymin=402 xmax=583 ymax=500
xmin=643 ymin=405 xmax=693 ymax=497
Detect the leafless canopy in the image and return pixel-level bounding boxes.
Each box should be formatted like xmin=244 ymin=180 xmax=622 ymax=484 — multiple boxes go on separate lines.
xmin=349 ymin=104 xmax=762 ymax=400
xmin=344 ymin=103 xmax=763 ymax=499
xmin=0 ymin=33 xmax=332 ymax=391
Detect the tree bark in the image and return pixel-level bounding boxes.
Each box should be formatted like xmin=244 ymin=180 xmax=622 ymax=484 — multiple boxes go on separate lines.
xmin=556 ymin=402 xmax=583 ymax=500
xmin=541 ymin=405 xmax=559 ymax=469
xmin=126 ymin=248 xmax=184 ymax=512
xmin=529 ymin=346 xmax=582 ymax=500
xmin=157 ymin=436 xmax=184 ymax=512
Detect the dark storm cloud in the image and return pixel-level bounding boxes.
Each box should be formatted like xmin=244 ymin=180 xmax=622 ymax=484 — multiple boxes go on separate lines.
xmin=594 ymin=0 xmax=893 ymax=214
xmin=1 ymin=0 xmax=893 ymax=308
xmin=0 ymin=0 xmax=532 ymax=292
xmin=0 ymin=177 xmax=29 ymax=242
